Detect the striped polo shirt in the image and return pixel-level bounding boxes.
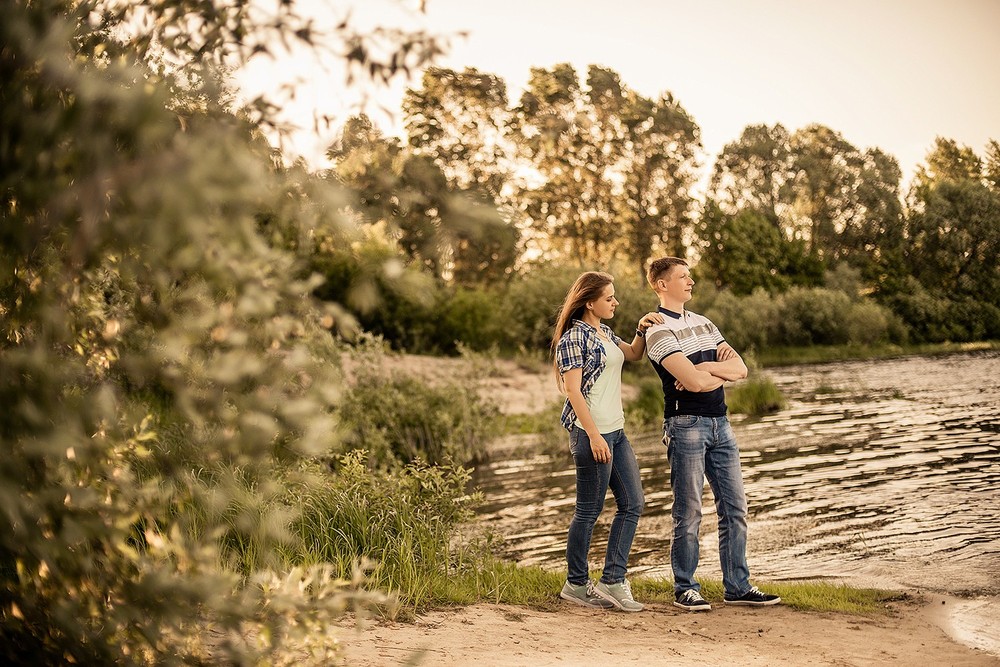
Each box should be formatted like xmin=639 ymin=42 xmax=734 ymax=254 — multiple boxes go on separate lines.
xmin=645 ymin=306 xmax=728 ymax=418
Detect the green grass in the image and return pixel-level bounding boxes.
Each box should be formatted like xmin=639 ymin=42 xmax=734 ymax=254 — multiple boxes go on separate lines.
xmin=757 ymin=340 xmax=1000 ymax=367
xmin=727 ymin=375 xmax=788 ymax=416
xmin=385 ymin=562 xmax=901 ymax=616
xmin=630 ymin=577 xmax=901 ymax=614
xmin=429 ymin=558 xmax=566 ymax=607
xmin=283 ymin=454 xmax=902 ymax=620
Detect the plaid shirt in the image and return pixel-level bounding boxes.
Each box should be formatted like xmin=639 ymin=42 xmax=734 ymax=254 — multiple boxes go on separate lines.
xmin=555 ymin=319 xmax=624 ymax=431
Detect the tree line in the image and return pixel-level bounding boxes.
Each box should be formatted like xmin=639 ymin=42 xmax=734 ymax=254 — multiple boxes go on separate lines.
xmin=325 ymin=65 xmax=1000 ymax=348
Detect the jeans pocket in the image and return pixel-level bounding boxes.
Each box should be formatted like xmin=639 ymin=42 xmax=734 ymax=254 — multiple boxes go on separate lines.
xmin=671 ymin=414 xmax=700 ymax=429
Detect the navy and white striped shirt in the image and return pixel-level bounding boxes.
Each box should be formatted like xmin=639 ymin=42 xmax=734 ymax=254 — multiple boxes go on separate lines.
xmin=645 ymin=307 xmax=728 ymax=418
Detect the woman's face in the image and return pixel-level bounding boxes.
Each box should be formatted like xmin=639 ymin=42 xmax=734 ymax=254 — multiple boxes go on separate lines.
xmin=588 ymin=283 xmax=619 ymax=320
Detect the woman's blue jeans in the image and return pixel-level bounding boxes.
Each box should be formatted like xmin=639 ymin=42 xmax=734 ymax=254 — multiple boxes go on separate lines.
xmin=666 ymin=414 xmax=751 ymax=597
xmin=566 ymin=426 xmax=644 ymax=586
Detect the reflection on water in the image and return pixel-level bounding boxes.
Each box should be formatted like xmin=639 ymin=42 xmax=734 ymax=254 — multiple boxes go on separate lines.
xmin=472 ymin=351 xmax=1000 ymax=594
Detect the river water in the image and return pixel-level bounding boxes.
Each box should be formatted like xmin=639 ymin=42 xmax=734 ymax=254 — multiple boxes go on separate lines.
xmin=472 ymin=351 xmax=1000 ymax=649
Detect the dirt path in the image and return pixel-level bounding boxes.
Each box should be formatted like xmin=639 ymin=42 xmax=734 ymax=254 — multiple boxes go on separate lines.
xmin=338 ymin=596 xmax=999 ymax=666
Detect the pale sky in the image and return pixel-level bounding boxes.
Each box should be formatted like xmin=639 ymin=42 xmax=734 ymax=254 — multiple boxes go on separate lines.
xmin=239 ymin=0 xmax=1000 ymax=185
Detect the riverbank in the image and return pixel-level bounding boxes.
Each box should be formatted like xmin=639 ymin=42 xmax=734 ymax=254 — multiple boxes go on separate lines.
xmin=357 ymin=350 xmax=1000 ymax=664
xmin=755 ymin=339 xmax=1000 ymax=367
xmin=338 ymin=593 xmax=999 ymax=666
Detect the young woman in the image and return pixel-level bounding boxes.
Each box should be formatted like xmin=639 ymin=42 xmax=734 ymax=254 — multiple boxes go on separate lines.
xmin=551 ymin=271 xmax=662 ymax=612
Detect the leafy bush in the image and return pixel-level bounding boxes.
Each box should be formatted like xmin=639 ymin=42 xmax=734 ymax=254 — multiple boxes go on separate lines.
xmin=338 ymin=344 xmax=499 ymax=467
xmin=502 ymin=262 xmax=657 ymax=353
xmin=625 ymin=375 xmax=667 ymax=426
xmin=310 ymin=231 xmax=445 ymax=352
xmin=704 ymin=288 xmax=781 ymax=353
xmin=503 ymin=263 xmax=584 ymax=350
xmin=880 ymin=278 xmax=1000 ymax=343
xmin=778 ymin=287 xmax=853 ymax=346
xmin=1 ymin=1 xmax=436 ymax=663
xmin=439 ymin=285 xmax=508 ymax=351
xmin=843 ymin=300 xmax=894 ymax=346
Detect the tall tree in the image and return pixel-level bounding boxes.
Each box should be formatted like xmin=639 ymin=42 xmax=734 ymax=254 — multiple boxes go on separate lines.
xmin=906 ymin=179 xmax=1000 ymax=301
xmin=838 ymin=148 xmax=904 ymax=283
xmin=510 ymin=64 xmax=699 ymax=270
xmin=984 ymin=139 xmax=1000 ymax=190
xmin=697 ymin=201 xmax=822 ymax=294
xmin=904 ymin=139 xmax=1000 ymax=304
xmin=787 ymin=124 xmax=864 ymax=257
xmin=616 ymin=88 xmax=701 ymax=275
xmin=403 ymin=67 xmax=512 ymax=201
xmin=329 ymin=115 xmax=517 ymax=284
xmin=786 ymin=125 xmax=903 ymax=270
xmin=912 ymin=137 xmax=984 ymax=193
xmin=510 ymin=63 xmax=612 ymax=263
xmin=708 ymin=123 xmax=903 ymax=287
xmin=708 ymin=123 xmax=794 ymax=223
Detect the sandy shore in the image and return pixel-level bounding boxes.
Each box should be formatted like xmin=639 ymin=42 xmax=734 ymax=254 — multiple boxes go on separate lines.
xmin=338 ymin=595 xmax=999 ymax=666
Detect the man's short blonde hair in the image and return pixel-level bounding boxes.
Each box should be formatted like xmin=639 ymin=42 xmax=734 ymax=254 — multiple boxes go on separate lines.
xmin=646 ymin=257 xmax=688 ymax=288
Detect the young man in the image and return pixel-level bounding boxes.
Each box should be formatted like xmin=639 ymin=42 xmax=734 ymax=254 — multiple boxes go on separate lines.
xmin=643 ymin=256 xmax=780 ymax=612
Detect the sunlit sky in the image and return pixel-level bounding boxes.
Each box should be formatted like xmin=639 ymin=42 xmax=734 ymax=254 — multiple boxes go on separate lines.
xmin=238 ymin=0 xmax=1000 ymax=186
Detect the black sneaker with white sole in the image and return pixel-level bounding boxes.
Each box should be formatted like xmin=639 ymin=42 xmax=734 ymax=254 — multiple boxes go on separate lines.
xmin=673 ymin=589 xmax=711 ymax=611
xmin=723 ymin=585 xmax=781 ymax=606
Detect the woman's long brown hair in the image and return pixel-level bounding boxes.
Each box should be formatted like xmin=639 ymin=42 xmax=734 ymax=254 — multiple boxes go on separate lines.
xmin=550 ymin=271 xmax=614 ymax=391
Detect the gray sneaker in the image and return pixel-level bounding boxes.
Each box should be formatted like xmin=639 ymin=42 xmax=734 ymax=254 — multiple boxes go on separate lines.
xmin=595 ymin=579 xmax=644 ymax=612
xmin=560 ymin=580 xmax=615 ymax=609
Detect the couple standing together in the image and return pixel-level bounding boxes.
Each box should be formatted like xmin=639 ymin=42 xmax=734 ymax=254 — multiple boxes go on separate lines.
xmin=551 ymin=256 xmax=780 ymax=613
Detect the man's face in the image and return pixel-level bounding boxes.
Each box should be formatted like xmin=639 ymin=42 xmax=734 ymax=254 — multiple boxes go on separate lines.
xmin=657 ymin=264 xmax=694 ymax=304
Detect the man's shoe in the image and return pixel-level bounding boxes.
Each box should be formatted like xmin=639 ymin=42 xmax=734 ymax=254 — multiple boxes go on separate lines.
xmin=594 ymin=579 xmax=644 ymax=612
xmin=723 ymin=585 xmax=781 ymax=606
xmin=560 ymin=580 xmax=615 ymax=609
xmin=673 ymin=589 xmax=711 ymax=612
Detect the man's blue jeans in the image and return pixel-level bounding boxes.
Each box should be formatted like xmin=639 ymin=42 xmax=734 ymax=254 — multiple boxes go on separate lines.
xmin=566 ymin=426 xmax=644 ymax=586
xmin=666 ymin=415 xmax=751 ymax=597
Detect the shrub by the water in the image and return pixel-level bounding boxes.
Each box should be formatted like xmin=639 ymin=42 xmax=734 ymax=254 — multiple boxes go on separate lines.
xmin=625 ymin=375 xmax=668 ymax=426
xmin=727 ymin=374 xmax=788 ymax=416
xmin=338 ymin=342 xmax=499 ymax=467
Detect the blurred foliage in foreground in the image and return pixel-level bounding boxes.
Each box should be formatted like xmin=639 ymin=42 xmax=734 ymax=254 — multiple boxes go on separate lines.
xmin=0 ymin=0 xmax=461 ymax=663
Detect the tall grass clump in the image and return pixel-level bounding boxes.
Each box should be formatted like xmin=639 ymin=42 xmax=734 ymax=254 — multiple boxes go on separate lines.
xmin=727 ymin=373 xmax=788 ymax=416
xmin=290 ymin=453 xmax=481 ymax=610
xmin=290 ymin=453 xmax=571 ymax=611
